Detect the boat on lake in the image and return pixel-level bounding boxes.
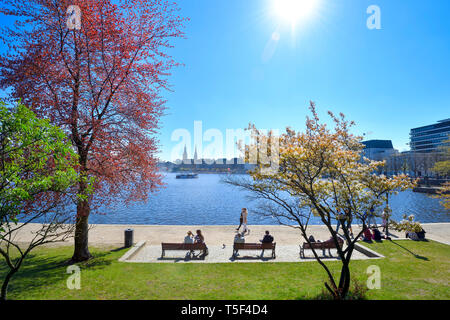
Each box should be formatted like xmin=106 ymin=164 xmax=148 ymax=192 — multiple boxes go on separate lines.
xmin=176 ymin=173 xmax=199 ymax=179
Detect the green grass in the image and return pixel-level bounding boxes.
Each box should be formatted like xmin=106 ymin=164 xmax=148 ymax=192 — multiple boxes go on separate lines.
xmin=1 ymin=240 xmax=449 ymax=300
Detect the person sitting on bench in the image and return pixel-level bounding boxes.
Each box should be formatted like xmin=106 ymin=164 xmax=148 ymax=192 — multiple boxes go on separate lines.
xmin=234 ymin=232 xmax=245 ymax=244
xmin=260 ymin=230 xmax=274 ymax=243
xmin=184 ymin=231 xmax=194 ymax=244
xmin=194 ymin=229 xmax=208 ymax=256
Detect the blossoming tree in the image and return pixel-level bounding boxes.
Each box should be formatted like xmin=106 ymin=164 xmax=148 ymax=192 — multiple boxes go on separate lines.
xmin=0 ymin=0 xmax=187 ymax=261
xmin=226 ymin=102 xmax=414 ymax=299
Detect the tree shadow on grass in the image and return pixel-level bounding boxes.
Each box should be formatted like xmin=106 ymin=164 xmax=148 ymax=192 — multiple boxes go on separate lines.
xmin=0 ymin=249 xmax=114 ymax=297
xmin=110 ymin=247 xmax=128 ymax=253
xmin=391 ymin=241 xmax=429 ymax=261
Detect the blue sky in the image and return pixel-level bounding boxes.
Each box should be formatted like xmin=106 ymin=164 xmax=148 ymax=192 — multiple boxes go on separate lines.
xmin=159 ymin=0 xmax=450 ymax=160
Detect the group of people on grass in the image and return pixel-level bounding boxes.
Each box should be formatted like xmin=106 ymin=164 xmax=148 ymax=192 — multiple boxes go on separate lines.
xmin=335 ymin=205 xmax=392 ymax=242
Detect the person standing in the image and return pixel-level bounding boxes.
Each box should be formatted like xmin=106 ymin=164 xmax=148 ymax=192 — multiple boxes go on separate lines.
xmin=236 ymin=209 xmax=244 ymax=231
xmin=344 ymin=208 xmax=354 ymax=239
xmin=241 ymin=208 xmax=250 ymax=235
xmin=367 ymin=207 xmax=378 ymax=228
xmin=335 ymin=211 xmax=346 ymax=234
xmin=381 ymin=207 xmax=390 ymax=233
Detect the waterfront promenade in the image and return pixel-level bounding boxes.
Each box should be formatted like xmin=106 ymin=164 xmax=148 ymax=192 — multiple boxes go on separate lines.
xmin=12 ymin=223 xmax=450 ymax=246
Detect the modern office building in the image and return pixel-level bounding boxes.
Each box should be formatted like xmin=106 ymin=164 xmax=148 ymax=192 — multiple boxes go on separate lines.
xmin=362 ymin=140 xmax=397 ymax=161
xmin=410 ymin=119 xmax=450 ymax=153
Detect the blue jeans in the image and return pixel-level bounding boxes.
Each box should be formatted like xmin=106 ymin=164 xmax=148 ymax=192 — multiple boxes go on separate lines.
xmin=336 ymin=220 xmax=342 ymax=233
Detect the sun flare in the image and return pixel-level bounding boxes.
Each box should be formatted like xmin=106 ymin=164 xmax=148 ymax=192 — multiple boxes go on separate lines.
xmin=273 ymin=0 xmax=318 ymax=25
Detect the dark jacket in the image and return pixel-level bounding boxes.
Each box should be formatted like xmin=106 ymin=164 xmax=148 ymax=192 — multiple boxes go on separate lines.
xmin=261 ymin=235 xmax=274 ymax=243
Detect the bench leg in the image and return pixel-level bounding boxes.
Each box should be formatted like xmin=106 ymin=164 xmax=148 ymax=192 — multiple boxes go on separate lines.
xmin=272 ymin=249 xmax=275 ymax=259
xmin=161 ymin=250 xmax=165 ymax=258
xmin=261 ymin=249 xmax=265 ymax=257
xmin=299 ymin=247 xmax=303 ymax=258
xmin=322 ymin=248 xmax=326 ymax=256
xmin=328 ymin=248 xmax=331 ymax=256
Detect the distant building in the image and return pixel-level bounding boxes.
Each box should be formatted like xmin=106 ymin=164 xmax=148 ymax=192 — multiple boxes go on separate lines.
xmin=182 ymin=145 xmax=189 ymax=164
xmin=193 ymin=146 xmax=198 ymax=163
xmin=410 ymin=119 xmax=450 ymax=153
xmin=362 ymin=140 xmax=397 ymax=161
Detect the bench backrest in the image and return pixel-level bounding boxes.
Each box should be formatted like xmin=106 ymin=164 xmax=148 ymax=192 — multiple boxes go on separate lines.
xmin=303 ymin=239 xmax=343 ymax=250
xmin=233 ymin=242 xmax=276 ymax=250
xmin=161 ymin=243 xmax=206 ymax=250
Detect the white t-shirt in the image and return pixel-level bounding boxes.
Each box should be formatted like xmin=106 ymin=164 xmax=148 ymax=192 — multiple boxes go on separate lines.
xmin=184 ymin=235 xmax=194 ymax=244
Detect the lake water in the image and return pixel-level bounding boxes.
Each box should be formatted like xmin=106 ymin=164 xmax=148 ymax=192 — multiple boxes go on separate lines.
xmin=89 ymin=173 xmax=450 ymax=225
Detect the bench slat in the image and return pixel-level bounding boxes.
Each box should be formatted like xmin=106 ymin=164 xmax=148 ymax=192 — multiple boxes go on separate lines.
xmin=233 ymin=243 xmax=275 ymax=250
xmin=302 ymin=239 xmax=343 ymax=250
xmin=161 ymin=243 xmax=206 ymax=250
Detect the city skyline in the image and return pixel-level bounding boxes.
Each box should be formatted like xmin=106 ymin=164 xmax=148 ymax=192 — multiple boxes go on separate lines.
xmin=164 ymin=116 xmax=449 ymax=162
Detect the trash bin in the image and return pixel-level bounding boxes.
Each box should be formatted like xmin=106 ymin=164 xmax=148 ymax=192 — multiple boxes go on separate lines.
xmin=124 ymin=228 xmax=134 ymax=248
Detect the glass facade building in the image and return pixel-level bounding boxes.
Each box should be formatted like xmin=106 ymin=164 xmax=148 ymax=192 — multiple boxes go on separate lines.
xmin=410 ymin=119 xmax=450 ymax=153
xmin=362 ymin=140 xmax=396 ymax=161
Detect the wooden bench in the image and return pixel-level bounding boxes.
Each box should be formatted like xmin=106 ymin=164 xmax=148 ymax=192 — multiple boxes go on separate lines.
xmin=161 ymin=243 xmax=207 ymax=258
xmin=233 ymin=242 xmax=276 ymax=259
xmin=299 ymin=238 xmax=344 ymax=258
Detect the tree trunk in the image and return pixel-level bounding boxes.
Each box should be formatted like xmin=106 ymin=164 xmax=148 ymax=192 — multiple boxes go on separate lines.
xmin=71 ymin=201 xmax=92 ymax=262
xmin=339 ymin=263 xmax=351 ymax=299
xmin=1 ymin=268 xmax=18 ymax=301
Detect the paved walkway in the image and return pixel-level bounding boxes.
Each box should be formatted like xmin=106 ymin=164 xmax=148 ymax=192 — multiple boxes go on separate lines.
xmin=11 ymin=223 xmax=450 ymax=246
xmin=11 ymin=222 xmax=449 ymax=263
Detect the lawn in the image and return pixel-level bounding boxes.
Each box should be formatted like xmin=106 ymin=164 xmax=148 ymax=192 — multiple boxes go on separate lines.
xmin=1 ymin=240 xmax=449 ymax=300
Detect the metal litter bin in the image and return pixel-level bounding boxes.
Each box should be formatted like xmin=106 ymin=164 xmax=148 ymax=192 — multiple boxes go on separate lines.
xmin=124 ymin=228 xmax=134 ymax=248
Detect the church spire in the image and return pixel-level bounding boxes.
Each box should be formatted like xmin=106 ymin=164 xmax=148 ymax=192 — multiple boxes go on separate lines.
xmin=182 ymin=145 xmax=188 ymax=163
xmin=194 ymin=145 xmax=198 ymax=161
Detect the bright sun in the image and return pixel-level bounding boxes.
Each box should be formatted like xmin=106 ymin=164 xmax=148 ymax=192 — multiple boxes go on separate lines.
xmin=273 ymin=0 xmax=318 ymax=25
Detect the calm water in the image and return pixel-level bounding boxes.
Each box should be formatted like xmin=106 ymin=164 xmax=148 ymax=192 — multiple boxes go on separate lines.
xmin=89 ymin=173 xmax=450 ymax=225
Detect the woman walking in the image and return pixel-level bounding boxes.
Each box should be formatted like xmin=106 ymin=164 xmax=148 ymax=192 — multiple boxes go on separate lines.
xmin=236 ymin=210 xmax=244 ymax=231
xmin=241 ymin=208 xmax=250 ymax=235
